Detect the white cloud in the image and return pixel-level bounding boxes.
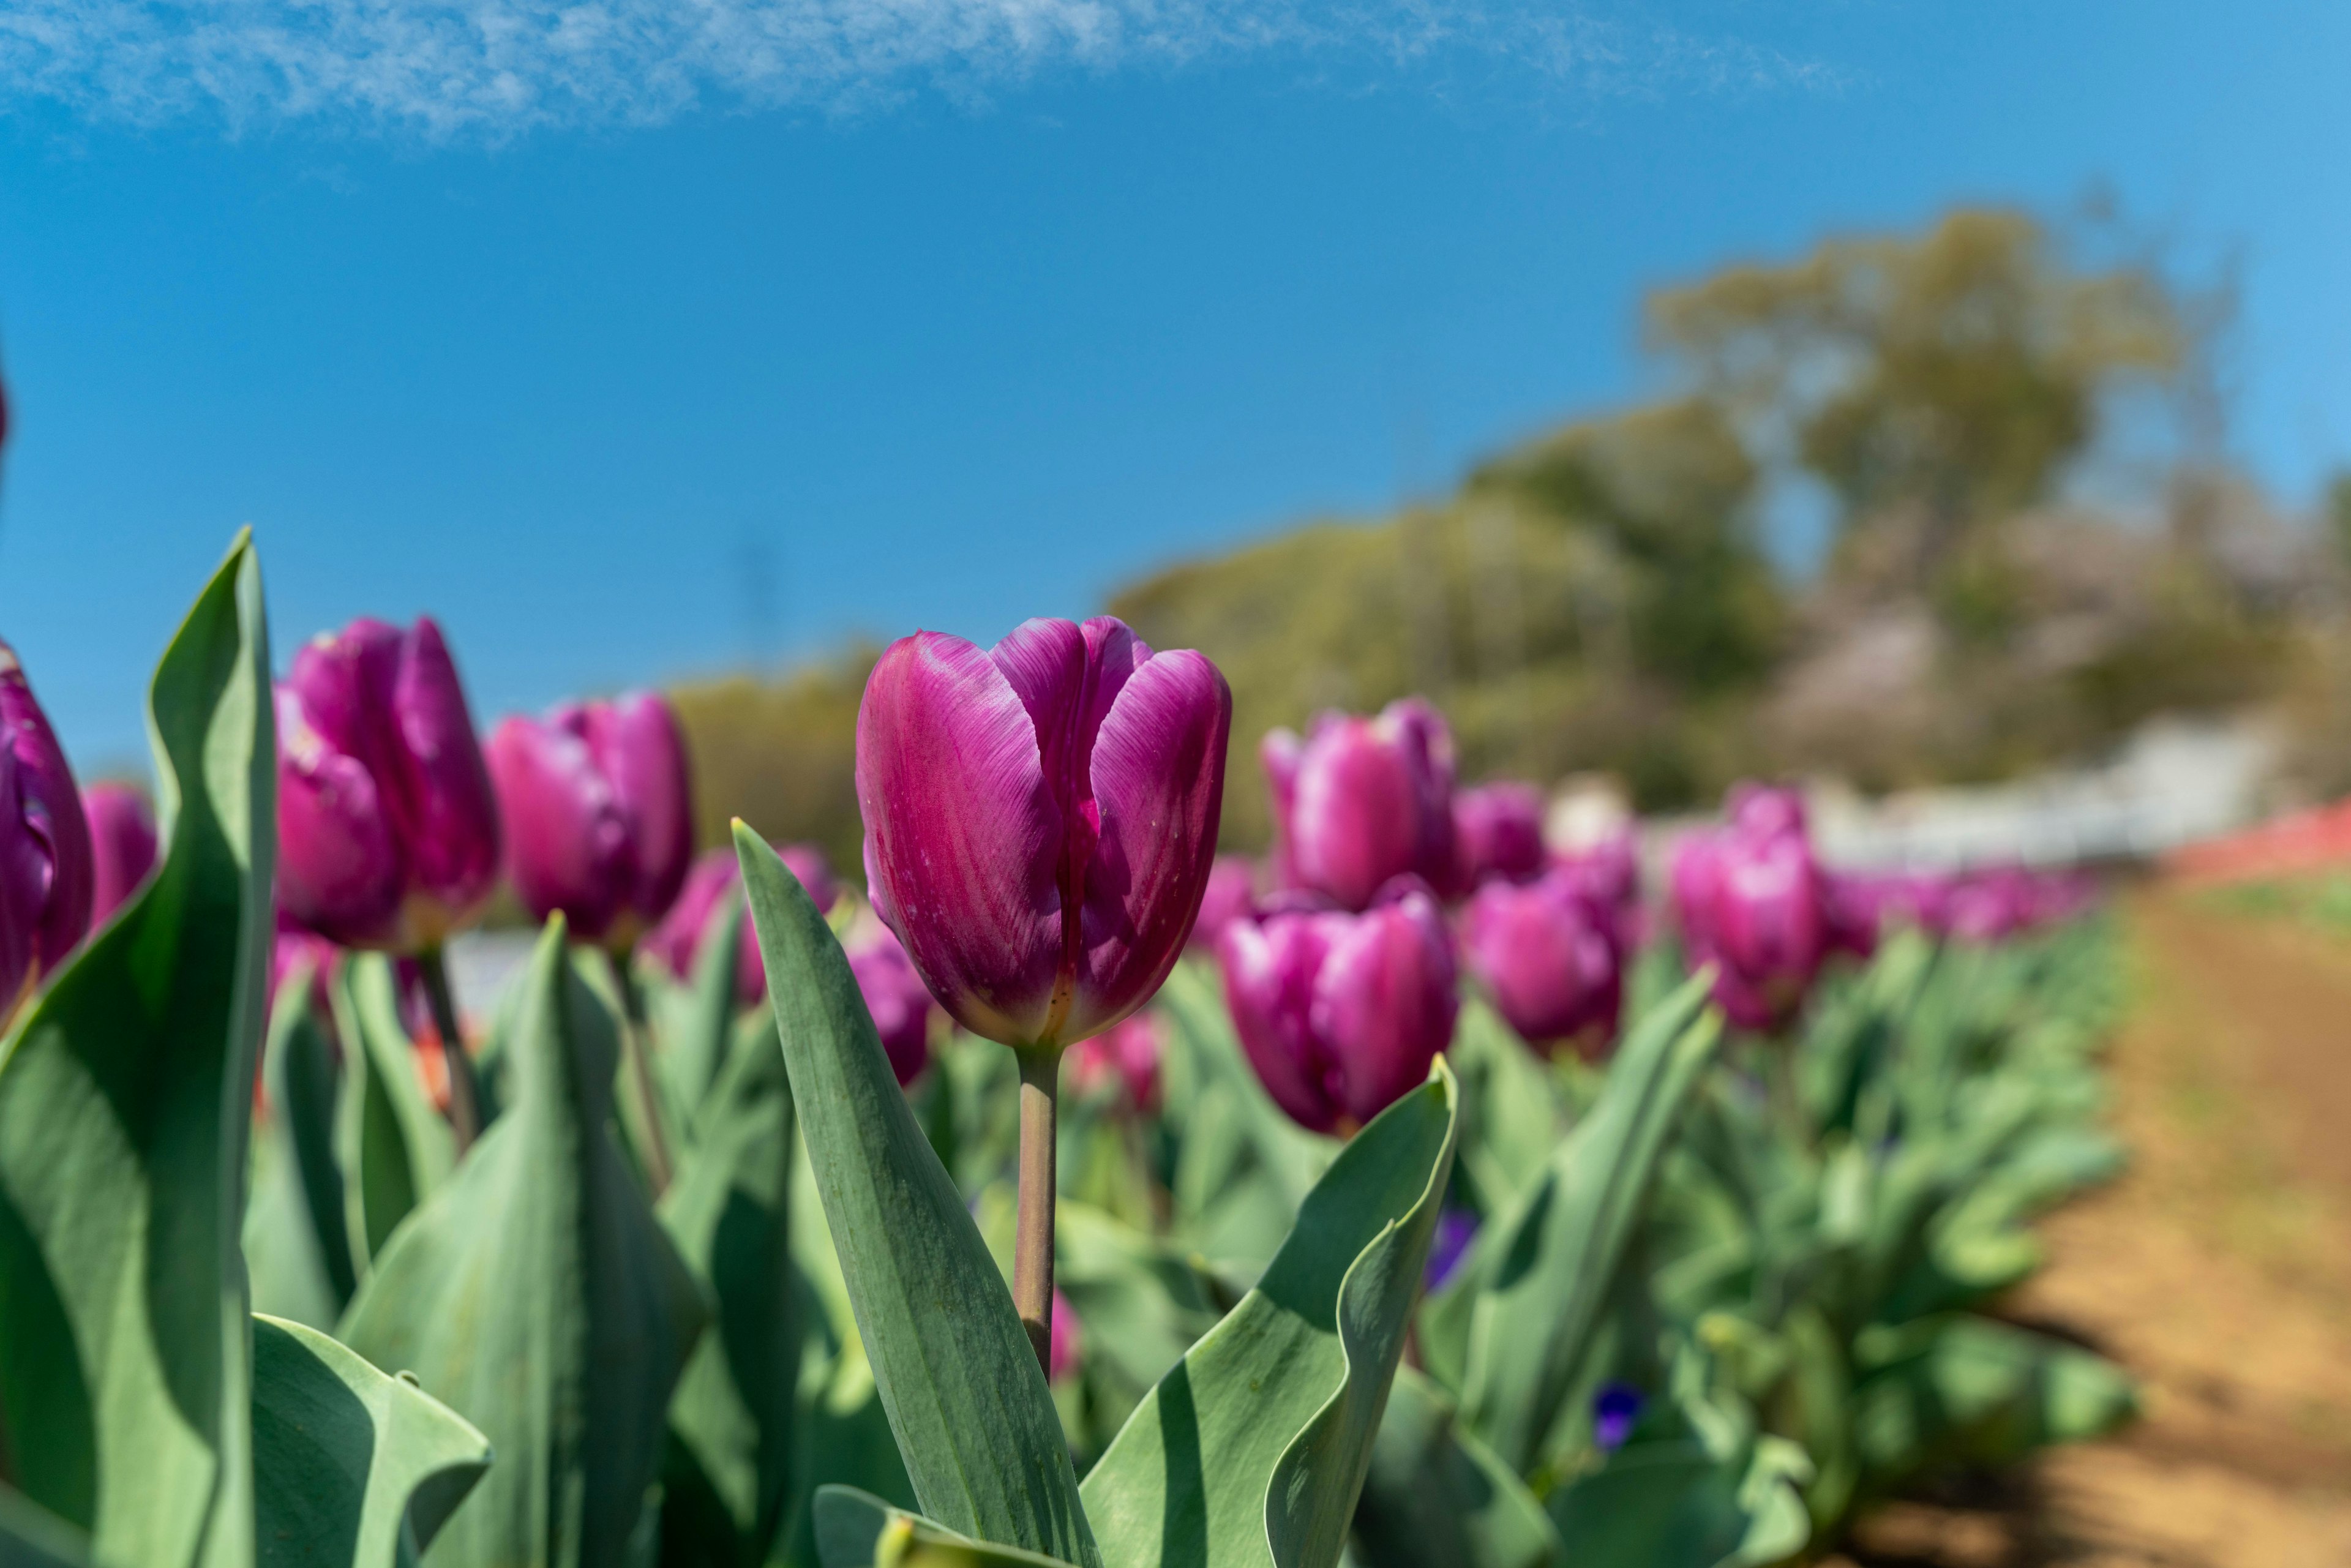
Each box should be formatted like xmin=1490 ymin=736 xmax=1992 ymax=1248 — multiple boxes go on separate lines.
xmin=0 ymin=0 xmax=1845 ymax=137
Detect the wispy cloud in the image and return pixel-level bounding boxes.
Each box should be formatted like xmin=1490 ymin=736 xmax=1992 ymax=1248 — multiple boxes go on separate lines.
xmin=0 ymin=0 xmax=1847 ymax=137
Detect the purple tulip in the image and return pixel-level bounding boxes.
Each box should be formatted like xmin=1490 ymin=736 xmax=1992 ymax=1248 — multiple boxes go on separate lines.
xmin=1189 ymin=854 xmax=1261 ymax=953
xmin=643 ymin=841 xmax=838 ymax=1005
xmin=855 ymin=615 xmax=1231 ymax=1054
xmin=0 ymin=639 xmax=94 ymax=1016
xmin=1943 ymin=866 xmax=2037 ymax=943
xmin=276 ymin=617 xmax=501 ymax=951
xmin=844 ymin=918 xmax=937 ymax=1086
xmin=1461 ymin=871 xmax=1621 ymax=1057
xmin=1671 ymin=801 xmax=1829 ymax=1033
xmin=1728 ymin=782 xmax=1807 ymax=841
xmin=1068 ymin=1010 xmax=1162 ymax=1112
xmin=1549 ymin=827 xmax=1643 ymax=949
xmin=1424 ymin=1207 xmax=1479 ymax=1294
xmin=487 ymin=691 xmax=695 ymax=950
xmin=1048 ymin=1289 xmax=1082 ymax=1382
xmin=1218 ymin=880 xmax=1458 ymax=1135
xmin=1454 ymin=781 xmax=1547 ymax=889
xmin=83 ymin=782 xmax=158 ymax=928
xmin=269 ymin=912 xmax=340 ymax=1024
xmin=1263 ymin=699 xmax=1458 ymax=912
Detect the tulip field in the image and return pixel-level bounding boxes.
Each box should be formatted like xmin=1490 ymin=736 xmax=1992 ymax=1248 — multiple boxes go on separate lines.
xmin=0 ymin=528 xmax=2143 ymax=1568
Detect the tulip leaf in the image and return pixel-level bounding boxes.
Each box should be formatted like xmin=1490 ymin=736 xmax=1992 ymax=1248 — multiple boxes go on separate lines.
xmin=651 ymin=899 xmax=747 ymax=1127
xmin=249 ymin=1314 xmax=492 ymax=1568
xmin=246 ymin=965 xmax=355 ymax=1329
xmin=1349 ymin=1367 xmax=1562 ymax=1568
xmin=1850 ymin=1316 xmax=2135 ymax=1489
xmin=339 ymin=917 xmax=708 ymax=1568
xmin=0 ymin=535 xmax=274 ymax=1568
xmin=1457 ymin=973 xmax=1721 ymax=1475
xmin=1077 ymin=1059 xmax=1459 ymax=1568
xmin=736 ymin=827 xmax=1100 ymax=1567
xmin=0 ymin=1489 xmax=95 ymax=1567
xmin=655 ymin=996 xmax=806 ymax=1563
xmin=812 ymin=1488 xmax=1079 ymax=1568
xmin=1445 ymin=1002 xmax=1569 ymax=1215
xmin=1542 ymin=1440 xmax=1810 ymax=1568
xmin=332 ymin=955 xmax=454 ymax=1274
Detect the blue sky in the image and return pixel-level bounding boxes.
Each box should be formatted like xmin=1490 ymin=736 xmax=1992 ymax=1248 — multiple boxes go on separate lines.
xmin=1 ymin=1 xmax=2347 ymax=771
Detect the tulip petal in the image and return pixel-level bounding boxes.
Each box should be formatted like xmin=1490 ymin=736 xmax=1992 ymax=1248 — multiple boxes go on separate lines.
xmin=0 ymin=640 xmax=92 ymax=969
xmin=1063 ymin=647 xmax=1230 ymax=1041
xmin=583 ymin=692 xmax=696 ymax=924
xmin=1313 ymin=893 xmax=1458 ymax=1127
xmin=857 ymin=631 xmax=1062 ymax=1045
xmin=486 ymin=713 xmax=628 ymax=942
xmin=388 ymin=618 xmax=502 ymax=926
xmin=1218 ymin=915 xmax=1341 ymax=1134
xmin=277 ymin=688 xmax=405 ymax=946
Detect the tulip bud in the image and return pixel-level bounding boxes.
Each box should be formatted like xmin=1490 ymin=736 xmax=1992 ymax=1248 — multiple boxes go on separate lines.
xmin=1453 ymin=781 xmax=1547 ymax=888
xmin=0 ymin=640 xmax=94 ymax=1018
xmin=856 ymin=616 xmax=1231 ymax=1054
xmin=269 ymin=912 xmax=340 ymax=1027
xmin=1670 ymin=806 xmax=1828 ymax=1033
xmin=1048 ymin=1289 xmax=1082 ymax=1382
xmin=276 ymin=617 xmax=501 ymax=951
xmin=487 ymin=691 xmax=694 ymax=951
xmin=1263 ymin=699 xmax=1457 ymax=911
xmin=844 ymin=918 xmax=936 ymax=1086
xmin=1461 ymin=871 xmax=1621 ymax=1057
xmin=1727 ymin=782 xmax=1807 ymax=840
xmin=1217 ymin=881 xmax=1457 ymax=1135
xmin=1188 ymin=855 xmax=1260 ymax=953
xmin=1068 ymin=1010 xmax=1161 ymax=1113
xmin=83 ymin=782 xmax=159 ymax=928
xmin=643 ymin=842 xmax=839 ymax=1007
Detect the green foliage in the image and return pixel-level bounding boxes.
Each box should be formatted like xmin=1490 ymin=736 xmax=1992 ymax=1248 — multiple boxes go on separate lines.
xmin=673 ymin=654 xmax=876 ymax=866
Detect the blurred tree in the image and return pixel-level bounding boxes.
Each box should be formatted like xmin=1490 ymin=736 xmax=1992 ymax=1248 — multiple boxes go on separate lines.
xmin=669 ymin=647 xmax=877 ymax=873
xmin=1649 ymin=209 xmax=2183 ymax=593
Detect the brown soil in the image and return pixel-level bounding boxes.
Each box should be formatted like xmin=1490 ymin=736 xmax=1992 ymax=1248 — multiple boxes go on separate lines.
xmin=1832 ymin=885 xmax=2351 ymax=1567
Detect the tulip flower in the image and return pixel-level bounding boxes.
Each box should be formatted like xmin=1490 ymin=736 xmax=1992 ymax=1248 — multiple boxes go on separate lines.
xmin=1189 ymin=854 xmax=1260 ymax=953
xmin=1068 ymin=1010 xmax=1161 ymax=1113
xmin=1671 ymin=806 xmax=1829 ymax=1033
xmin=1461 ymin=871 xmax=1621 ymax=1057
xmin=1218 ymin=879 xmax=1457 ymax=1135
xmin=0 ymin=639 xmax=94 ymax=1024
xmin=855 ymin=613 xmax=1231 ymax=1371
xmin=276 ymin=617 xmax=501 ymax=951
xmin=1592 ymin=1383 xmax=1644 ymax=1452
xmin=1048 ymin=1289 xmax=1082 ymax=1382
xmin=1728 ymin=781 xmax=1808 ymax=841
xmin=845 ymin=919 xmax=936 ymax=1087
xmin=487 ymin=692 xmax=696 ymax=951
xmin=83 ymin=782 xmax=159 ymax=928
xmin=1263 ymin=698 xmax=1457 ymax=911
xmin=1550 ymin=827 xmax=1643 ymax=951
xmin=1424 ymin=1207 xmax=1479 ymax=1294
xmin=1453 ymin=781 xmax=1547 ymax=888
xmin=643 ymin=841 xmax=838 ymax=1007
xmin=269 ymin=912 xmax=340 ymax=1027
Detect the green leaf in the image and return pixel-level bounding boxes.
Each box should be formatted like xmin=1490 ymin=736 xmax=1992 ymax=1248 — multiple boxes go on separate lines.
xmin=1542 ymin=1441 xmax=1804 ymax=1568
xmin=735 ymin=828 xmax=1098 ymax=1568
xmin=1078 ymin=1061 xmax=1459 ymax=1568
xmin=649 ymin=899 xmax=747 ymax=1128
xmin=1445 ymin=1002 xmax=1568 ymax=1215
xmin=1349 ymin=1368 xmax=1561 ymax=1568
xmin=656 ymin=997 xmax=805 ymax=1562
xmin=339 ymin=917 xmax=708 ymax=1568
xmin=0 ymin=1490 xmax=95 ymax=1567
xmin=250 ymin=1315 xmax=492 ymax=1568
xmin=246 ymin=964 xmax=354 ymax=1329
xmin=1850 ymin=1315 xmax=2135 ymax=1490
xmin=1457 ymin=975 xmax=1721 ymax=1474
xmin=0 ymin=534 xmax=274 ymax=1568
xmin=332 ymin=956 xmax=454 ymax=1275
xmin=811 ymin=1488 xmax=1076 ymax=1568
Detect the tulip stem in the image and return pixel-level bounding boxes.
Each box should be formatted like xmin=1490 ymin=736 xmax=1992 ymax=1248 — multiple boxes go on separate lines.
xmin=1014 ymin=1048 xmax=1062 ymax=1376
xmin=416 ymin=946 xmax=483 ymax=1157
xmin=613 ymin=956 xmax=677 ymax=1198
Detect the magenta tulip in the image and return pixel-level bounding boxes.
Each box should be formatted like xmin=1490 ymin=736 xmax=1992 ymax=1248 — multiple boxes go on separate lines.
xmin=1048 ymin=1289 xmax=1082 ymax=1382
xmin=1461 ymin=871 xmax=1621 ymax=1057
xmin=644 ymin=841 xmax=838 ymax=1005
xmin=0 ymin=639 xmax=94 ymax=1019
xmin=1671 ymin=814 xmax=1829 ymax=1033
xmin=1262 ymin=699 xmax=1457 ymax=911
xmin=83 ymin=782 xmax=158 ymax=928
xmin=269 ymin=912 xmax=340 ymax=1023
xmin=1068 ymin=1010 xmax=1161 ymax=1112
xmin=844 ymin=919 xmax=936 ymax=1086
xmin=1728 ymin=782 xmax=1808 ymax=841
xmin=855 ymin=615 xmax=1231 ymax=1054
xmin=1189 ymin=854 xmax=1260 ymax=953
xmin=487 ymin=691 xmax=694 ymax=950
xmin=1454 ymin=781 xmax=1547 ymax=888
xmin=1218 ymin=881 xmax=1457 ymax=1134
xmin=276 ymin=617 xmax=501 ymax=950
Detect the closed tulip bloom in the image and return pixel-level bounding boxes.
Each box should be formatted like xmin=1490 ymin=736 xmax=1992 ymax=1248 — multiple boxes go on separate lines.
xmin=845 ymin=920 xmax=936 ymax=1086
xmin=1263 ymin=699 xmax=1457 ymax=911
xmin=1048 ymin=1289 xmax=1082 ymax=1382
xmin=1068 ymin=1010 xmax=1161 ymax=1112
xmin=269 ymin=912 xmax=341 ymax=1026
xmin=0 ymin=639 xmax=94 ymax=1017
xmin=644 ymin=841 xmax=838 ymax=1006
xmin=1671 ymin=819 xmax=1828 ymax=1033
xmin=1218 ymin=882 xmax=1457 ymax=1135
xmin=276 ymin=617 xmax=500 ymax=950
xmin=1728 ymin=782 xmax=1808 ymax=841
xmin=856 ymin=615 xmax=1231 ymax=1054
xmin=83 ymin=782 xmax=158 ymax=928
xmin=487 ymin=691 xmax=694 ymax=950
xmin=1189 ymin=854 xmax=1260 ymax=953
xmin=1461 ymin=871 xmax=1621 ymax=1056
xmin=1454 ymin=781 xmax=1547 ymax=888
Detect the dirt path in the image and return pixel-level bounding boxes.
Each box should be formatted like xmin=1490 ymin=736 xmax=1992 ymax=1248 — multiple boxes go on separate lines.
xmin=1837 ymin=886 xmax=2351 ymax=1567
